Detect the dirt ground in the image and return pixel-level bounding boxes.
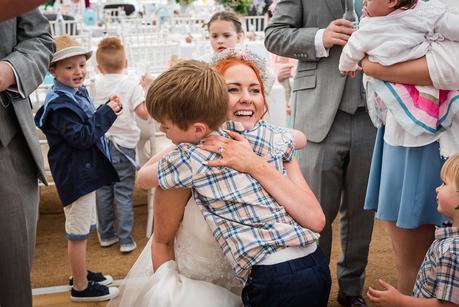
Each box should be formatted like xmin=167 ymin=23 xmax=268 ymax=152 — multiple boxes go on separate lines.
xmin=32 ymin=186 xmax=398 ymax=306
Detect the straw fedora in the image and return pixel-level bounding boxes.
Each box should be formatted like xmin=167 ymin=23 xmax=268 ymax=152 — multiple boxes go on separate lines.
xmin=51 ymin=35 xmax=92 ymax=65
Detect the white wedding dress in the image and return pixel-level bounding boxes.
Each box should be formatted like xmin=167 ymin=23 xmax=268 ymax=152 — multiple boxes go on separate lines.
xmin=108 ymin=199 xmax=242 ymax=307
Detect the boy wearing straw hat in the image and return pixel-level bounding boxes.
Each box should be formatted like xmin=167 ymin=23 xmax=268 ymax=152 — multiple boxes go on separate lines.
xmin=35 ymin=35 xmax=121 ymax=302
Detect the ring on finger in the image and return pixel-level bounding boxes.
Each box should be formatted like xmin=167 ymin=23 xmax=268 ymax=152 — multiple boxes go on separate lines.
xmin=217 ymin=146 xmax=224 ymax=154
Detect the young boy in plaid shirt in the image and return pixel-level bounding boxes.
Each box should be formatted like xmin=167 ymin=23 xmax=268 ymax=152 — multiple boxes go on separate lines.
xmin=368 ymin=153 xmax=459 ymax=306
xmin=137 ymin=59 xmax=331 ymax=307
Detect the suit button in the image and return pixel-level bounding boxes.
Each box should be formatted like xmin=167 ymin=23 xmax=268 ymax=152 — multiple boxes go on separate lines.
xmin=85 ymin=163 xmax=91 ymax=169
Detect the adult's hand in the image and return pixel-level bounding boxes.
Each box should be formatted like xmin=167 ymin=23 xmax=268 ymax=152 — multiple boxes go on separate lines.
xmin=0 ymin=61 xmax=16 ymax=92
xmin=323 ymin=19 xmax=354 ymax=49
xmin=198 ymin=130 xmax=263 ymax=174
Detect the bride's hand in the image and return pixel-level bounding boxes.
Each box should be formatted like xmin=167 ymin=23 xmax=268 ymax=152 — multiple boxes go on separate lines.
xmin=198 ymin=130 xmax=263 ymax=173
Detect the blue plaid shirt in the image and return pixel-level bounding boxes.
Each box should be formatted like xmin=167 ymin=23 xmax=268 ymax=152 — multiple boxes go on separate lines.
xmin=157 ymin=120 xmax=320 ymax=282
xmin=413 ymin=225 xmax=459 ymax=304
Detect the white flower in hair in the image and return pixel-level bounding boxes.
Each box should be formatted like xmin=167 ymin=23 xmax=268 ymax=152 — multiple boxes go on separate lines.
xmin=211 ymin=48 xmax=275 ymax=93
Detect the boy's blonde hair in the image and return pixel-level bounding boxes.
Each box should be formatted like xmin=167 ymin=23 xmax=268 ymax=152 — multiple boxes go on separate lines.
xmin=441 ymin=153 xmax=459 ymax=189
xmin=146 ymin=60 xmax=228 ymax=131
xmin=96 ymin=37 xmax=126 ymax=73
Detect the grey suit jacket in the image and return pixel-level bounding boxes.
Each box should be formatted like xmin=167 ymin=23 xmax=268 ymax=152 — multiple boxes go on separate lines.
xmin=265 ymin=0 xmax=364 ymax=142
xmin=0 ymin=9 xmax=54 ymax=183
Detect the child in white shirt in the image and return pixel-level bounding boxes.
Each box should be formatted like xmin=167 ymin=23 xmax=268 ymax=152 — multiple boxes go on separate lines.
xmin=92 ymin=37 xmax=149 ymax=253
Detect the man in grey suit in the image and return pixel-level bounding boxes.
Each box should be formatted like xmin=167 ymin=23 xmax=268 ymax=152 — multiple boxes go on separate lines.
xmin=265 ymin=1 xmax=376 ymax=306
xmin=0 ymin=8 xmax=53 ymax=307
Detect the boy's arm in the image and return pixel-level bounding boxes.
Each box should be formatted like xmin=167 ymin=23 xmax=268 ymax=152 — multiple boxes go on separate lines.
xmin=136 ymin=162 xmax=160 ymax=189
xmin=48 ymin=103 xmax=117 ymax=149
xmin=367 ymin=279 xmax=458 ymax=307
xmin=152 ymin=188 xmax=191 ymax=271
xmin=287 ymin=128 xmax=307 ymax=150
xmin=131 ymin=84 xmax=150 ymax=120
xmin=143 ymin=144 xmax=176 ymax=168
xmin=134 ymin=101 xmax=149 ymax=120
xmin=137 ymin=145 xmax=189 ymax=190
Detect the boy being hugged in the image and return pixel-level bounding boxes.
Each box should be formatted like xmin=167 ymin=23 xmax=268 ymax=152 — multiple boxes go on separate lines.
xmin=35 ymin=35 xmax=121 ymax=302
xmin=368 ymin=153 xmax=459 ymax=307
xmin=137 ymin=59 xmax=330 ymax=306
xmin=92 ymin=37 xmax=149 ymax=253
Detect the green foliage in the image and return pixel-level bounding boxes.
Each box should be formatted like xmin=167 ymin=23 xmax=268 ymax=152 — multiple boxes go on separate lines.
xmin=217 ymin=0 xmax=253 ymax=15
xmin=176 ymin=0 xmax=195 ymax=6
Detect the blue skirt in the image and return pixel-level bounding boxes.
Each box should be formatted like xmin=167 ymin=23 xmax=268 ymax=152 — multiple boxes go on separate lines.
xmin=364 ymin=127 xmax=447 ymax=229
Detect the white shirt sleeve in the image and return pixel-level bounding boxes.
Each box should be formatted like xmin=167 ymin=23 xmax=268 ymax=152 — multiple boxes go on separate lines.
xmin=314 ymin=29 xmax=330 ymax=58
xmin=4 ymin=61 xmax=25 ymax=98
xmin=338 ymin=31 xmax=367 ymax=72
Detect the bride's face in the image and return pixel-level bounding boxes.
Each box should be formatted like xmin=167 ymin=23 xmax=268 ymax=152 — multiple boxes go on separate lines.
xmin=223 ymin=64 xmax=266 ymax=130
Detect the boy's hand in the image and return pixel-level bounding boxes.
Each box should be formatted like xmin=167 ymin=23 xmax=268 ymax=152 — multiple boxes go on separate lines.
xmin=140 ymin=74 xmax=155 ymax=92
xmin=107 ymin=95 xmax=123 ymax=115
xmin=367 ymin=279 xmax=405 ymax=307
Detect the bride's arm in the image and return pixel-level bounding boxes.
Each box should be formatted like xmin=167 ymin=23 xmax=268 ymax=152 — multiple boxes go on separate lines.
xmin=361 ymin=56 xmax=432 ymax=85
xmin=199 ymin=131 xmax=325 ymax=233
xmin=151 ymin=187 xmax=192 ymax=271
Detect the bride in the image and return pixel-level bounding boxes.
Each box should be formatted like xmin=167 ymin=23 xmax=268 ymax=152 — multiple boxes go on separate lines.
xmin=109 ymin=50 xmax=326 ymax=307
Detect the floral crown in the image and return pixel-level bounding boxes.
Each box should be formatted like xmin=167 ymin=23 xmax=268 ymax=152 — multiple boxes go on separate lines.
xmin=210 ymin=48 xmax=274 ymax=91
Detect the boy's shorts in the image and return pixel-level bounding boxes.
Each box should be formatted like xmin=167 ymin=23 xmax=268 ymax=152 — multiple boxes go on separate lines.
xmin=64 ymin=192 xmax=97 ymax=240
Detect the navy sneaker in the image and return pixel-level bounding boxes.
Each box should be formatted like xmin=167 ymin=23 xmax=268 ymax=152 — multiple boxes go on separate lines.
xmin=71 ymin=280 xmax=119 ymax=302
xmin=69 ymin=270 xmax=113 ymax=286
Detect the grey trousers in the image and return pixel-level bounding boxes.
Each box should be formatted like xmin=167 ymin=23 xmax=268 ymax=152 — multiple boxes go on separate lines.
xmin=0 ymin=108 xmax=39 ymax=307
xmin=299 ymin=109 xmax=376 ymax=296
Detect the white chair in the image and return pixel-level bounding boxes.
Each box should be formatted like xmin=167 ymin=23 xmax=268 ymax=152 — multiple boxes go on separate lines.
xmin=171 ymin=16 xmax=206 ymax=33
xmin=49 ymin=19 xmax=79 ymax=36
xmin=123 ymin=38 xmax=180 ymax=74
xmin=243 ymin=16 xmax=268 ymax=33
xmin=103 ymin=6 xmax=125 ymax=23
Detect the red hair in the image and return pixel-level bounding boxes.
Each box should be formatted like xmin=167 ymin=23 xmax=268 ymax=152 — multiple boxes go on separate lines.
xmin=214 ymin=57 xmax=269 ymax=116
